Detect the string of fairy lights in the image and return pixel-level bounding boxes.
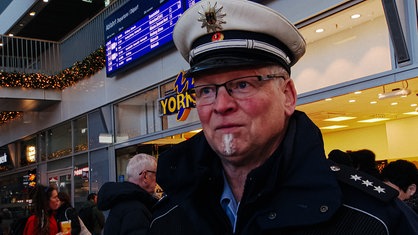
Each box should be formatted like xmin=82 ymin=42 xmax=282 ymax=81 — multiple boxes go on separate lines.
xmin=0 ymin=46 xmax=106 ymax=126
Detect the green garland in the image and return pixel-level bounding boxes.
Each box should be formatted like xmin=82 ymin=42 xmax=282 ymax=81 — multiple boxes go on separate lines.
xmin=0 ymin=46 xmax=106 ymax=125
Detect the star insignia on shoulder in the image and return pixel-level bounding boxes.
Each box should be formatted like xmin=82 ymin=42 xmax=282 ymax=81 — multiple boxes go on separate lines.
xmin=362 ymin=180 xmax=373 ymax=187
xmin=350 ymin=174 xmax=362 ymax=181
xmin=198 ymin=2 xmax=226 ymax=33
xmin=373 ymin=185 xmax=386 ymax=193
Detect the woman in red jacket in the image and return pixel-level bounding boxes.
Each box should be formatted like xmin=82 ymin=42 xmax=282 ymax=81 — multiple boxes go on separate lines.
xmin=24 ymin=184 xmax=61 ymax=235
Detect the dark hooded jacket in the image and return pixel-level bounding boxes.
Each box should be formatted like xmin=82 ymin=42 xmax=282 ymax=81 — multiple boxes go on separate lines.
xmin=149 ymin=111 xmax=418 ymax=235
xmin=98 ymin=181 xmax=158 ymax=235
xmin=55 ymin=202 xmax=81 ymax=235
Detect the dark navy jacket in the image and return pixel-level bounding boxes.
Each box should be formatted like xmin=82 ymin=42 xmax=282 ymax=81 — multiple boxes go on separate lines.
xmin=98 ymin=181 xmax=158 ymax=235
xmin=149 ymin=111 xmax=418 ymax=235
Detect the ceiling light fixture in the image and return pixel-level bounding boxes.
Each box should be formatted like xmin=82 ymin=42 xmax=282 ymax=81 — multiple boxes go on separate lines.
xmin=378 ymin=81 xmax=411 ymax=100
xmin=351 ymin=14 xmax=361 ymax=19
xmin=378 ymin=88 xmax=411 ymax=99
xmin=316 ymin=28 xmax=324 ymax=33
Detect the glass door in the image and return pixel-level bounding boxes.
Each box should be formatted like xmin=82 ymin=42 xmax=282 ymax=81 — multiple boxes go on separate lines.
xmin=48 ymin=170 xmax=72 ymax=200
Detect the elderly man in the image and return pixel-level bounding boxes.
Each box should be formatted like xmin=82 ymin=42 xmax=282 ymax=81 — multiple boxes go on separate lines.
xmin=149 ymin=0 xmax=418 ymax=234
xmin=98 ymin=153 xmax=158 ymax=235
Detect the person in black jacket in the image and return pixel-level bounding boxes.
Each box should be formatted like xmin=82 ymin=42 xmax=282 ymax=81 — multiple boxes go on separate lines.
xmin=98 ymin=153 xmax=158 ymax=235
xmin=55 ymin=191 xmax=81 ymax=235
xmin=148 ymin=0 xmax=418 ymax=234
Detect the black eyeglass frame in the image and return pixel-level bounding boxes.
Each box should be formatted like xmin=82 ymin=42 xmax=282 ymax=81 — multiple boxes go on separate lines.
xmin=188 ymin=74 xmax=285 ymax=105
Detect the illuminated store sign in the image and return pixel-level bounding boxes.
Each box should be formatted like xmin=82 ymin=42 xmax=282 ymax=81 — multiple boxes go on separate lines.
xmin=26 ymin=145 xmax=36 ymax=163
xmin=159 ymin=71 xmax=195 ymax=121
xmin=0 ymin=153 xmax=7 ymax=164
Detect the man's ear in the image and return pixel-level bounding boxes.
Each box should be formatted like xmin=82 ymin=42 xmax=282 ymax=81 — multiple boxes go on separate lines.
xmin=408 ymin=184 xmax=417 ymax=196
xmin=283 ymin=79 xmax=297 ymax=116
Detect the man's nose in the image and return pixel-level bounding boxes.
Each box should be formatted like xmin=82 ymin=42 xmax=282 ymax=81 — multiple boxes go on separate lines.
xmin=213 ymin=86 xmax=236 ymax=113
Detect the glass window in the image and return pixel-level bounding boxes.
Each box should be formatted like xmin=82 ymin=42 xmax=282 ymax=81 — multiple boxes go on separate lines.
xmin=47 ymin=122 xmax=72 ymax=159
xmin=74 ymin=153 xmax=89 ymax=210
xmin=47 ymin=157 xmax=72 ymax=171
xmin=89 ymin=107 xmax=111 ymax=149
xmin=90 ymin=149 xmax=109 ymax=193
xmin=114 ymin=88 xmax=161 ymax=142
xmin=74 ymin=116 xmax=88 ymax=153
xmin=20 ymin=136 xmax=37 ymax=167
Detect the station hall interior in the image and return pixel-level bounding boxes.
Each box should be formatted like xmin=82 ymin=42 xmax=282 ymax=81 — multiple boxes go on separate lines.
xmin=0 ymin=0 xmax=417 ymax=226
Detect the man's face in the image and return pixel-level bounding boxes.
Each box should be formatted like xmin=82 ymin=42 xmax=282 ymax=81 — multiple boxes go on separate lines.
xmin=194 ymin=65 xmax=297 ymax=167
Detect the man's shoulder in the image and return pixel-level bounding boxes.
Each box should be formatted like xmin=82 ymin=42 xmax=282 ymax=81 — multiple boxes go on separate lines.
xmin=329 ymin=162 xmax=398 ymax=202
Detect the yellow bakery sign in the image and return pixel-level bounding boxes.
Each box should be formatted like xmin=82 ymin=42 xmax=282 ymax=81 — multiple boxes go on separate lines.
xmin=159 ymin=71 xmax=195 ymax=121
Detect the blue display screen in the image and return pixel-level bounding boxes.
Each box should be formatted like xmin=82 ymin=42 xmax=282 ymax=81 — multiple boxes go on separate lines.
xmin=105 ymin=0 xmax=186 ymax=77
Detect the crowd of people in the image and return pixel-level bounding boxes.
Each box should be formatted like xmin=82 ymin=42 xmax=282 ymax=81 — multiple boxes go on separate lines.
xmin=1 ymin=0 xmax=418 ymax=234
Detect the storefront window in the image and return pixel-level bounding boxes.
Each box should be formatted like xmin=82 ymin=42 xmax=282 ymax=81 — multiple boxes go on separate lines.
xmin=0 ymin=171 xmax=35 ymax=220
xmin=20 ymin=136 xmax=37 ymax=167
xmin=74 ymin=153 xmax=89 ymax=210
xmin=115 ymin=88 xmax=161 ymax=142
xmin=47 ymin=122 xmax=72 ymax=159
xmin=74 ymin=116 xmax=88 ymax=153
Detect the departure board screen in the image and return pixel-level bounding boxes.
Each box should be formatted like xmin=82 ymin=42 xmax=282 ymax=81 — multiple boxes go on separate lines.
xmin=105 ymin=0 xmax=187 ymax=77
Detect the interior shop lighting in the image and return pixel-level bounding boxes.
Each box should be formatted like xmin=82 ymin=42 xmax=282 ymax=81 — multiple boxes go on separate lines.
xmin=320 ymin=125 xmax=348 ymax=130
xmin=324 ymin=116 xmax=356 ymax=122
xmin=358 ymin=118 xmax=390 ymax=123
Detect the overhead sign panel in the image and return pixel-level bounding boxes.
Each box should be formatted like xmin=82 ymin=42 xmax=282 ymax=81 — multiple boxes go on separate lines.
xmin=104 ymin=0 xmax=200 ymax=77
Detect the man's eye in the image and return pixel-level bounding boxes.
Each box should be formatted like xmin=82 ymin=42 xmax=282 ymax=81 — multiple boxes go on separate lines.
xmin=199 ymin=87 xmax=214 ymax=96
xmin=236 ymin=81 xmax=249 ymax=89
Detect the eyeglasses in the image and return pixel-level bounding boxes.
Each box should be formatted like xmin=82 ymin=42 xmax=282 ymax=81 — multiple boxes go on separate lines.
xmin=139 ymin=170 xmax=156 ymax=176
xmin=189 ymin=74 xmax=284 ymax=106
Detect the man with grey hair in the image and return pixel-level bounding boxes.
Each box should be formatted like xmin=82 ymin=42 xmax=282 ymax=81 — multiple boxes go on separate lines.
xmin=149 ymin=0 xmax=418 ymax=234
xmin=98 ymin=153 xmax=158 ymax=235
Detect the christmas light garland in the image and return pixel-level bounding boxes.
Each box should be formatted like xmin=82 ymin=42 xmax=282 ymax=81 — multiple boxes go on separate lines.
xmin=0 ymin=46 xmax=106 ymax=125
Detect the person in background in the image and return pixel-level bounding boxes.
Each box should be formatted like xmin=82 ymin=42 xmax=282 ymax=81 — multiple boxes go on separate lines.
xmin=23 ymin=184 xmax=60 ymax=235
xmin=97 ymin=153 xmax=158 ymax=235
xmin=348 ymin=149 xmax=381 ymax=179
xmin=328 ymin=149 xmax=353 ymax=167
xmin=381 ymin=159 xmax=418 ymax=203
xmin=148 ymin=0 xmax=418 ymax=234
xmin=79 ymin=193 xmax=104 ymax=235
xmin=55 ymin=192 xmax=81 ymax=235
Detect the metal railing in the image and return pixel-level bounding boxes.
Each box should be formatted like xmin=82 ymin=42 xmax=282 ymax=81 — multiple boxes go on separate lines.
xmin=0 ymin=35 xmax=61 ymax=75
xmin=0 ymin=0 xmax=129 ymax=76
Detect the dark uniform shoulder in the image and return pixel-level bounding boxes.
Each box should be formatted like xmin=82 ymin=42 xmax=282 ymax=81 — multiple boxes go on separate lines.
xmin=329 ymin=162 xmax=398 ymax=202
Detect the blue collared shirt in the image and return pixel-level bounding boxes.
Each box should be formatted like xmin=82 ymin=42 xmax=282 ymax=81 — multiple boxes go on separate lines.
xmin=220 ymin=172 xmax=240 ymax=233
